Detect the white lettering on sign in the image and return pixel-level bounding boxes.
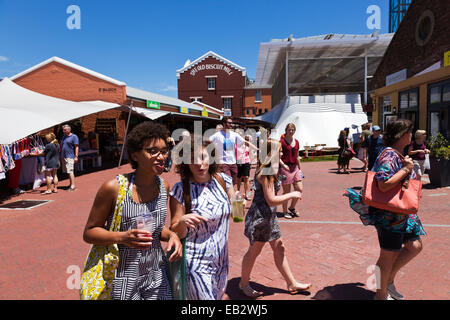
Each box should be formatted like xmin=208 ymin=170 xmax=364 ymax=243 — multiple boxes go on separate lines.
xmin=190 ymin=63 xmax=233 ymax=76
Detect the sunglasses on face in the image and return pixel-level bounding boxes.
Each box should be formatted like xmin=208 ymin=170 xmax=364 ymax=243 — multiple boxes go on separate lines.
xmin=144 ymin=147 xmax=169 ymax=157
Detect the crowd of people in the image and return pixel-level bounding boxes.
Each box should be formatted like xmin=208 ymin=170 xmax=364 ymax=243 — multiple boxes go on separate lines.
xmin=80 ymin=116 xmax=426 ymax=301
xmin=337 ymin=122 xmax=429 ymax=179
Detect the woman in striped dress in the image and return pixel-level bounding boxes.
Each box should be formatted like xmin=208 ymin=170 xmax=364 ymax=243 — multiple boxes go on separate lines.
xmin=83 ymin=122 xmax=182 ymax=300
xmin=170 ymin=137 xmax=234 ymax=300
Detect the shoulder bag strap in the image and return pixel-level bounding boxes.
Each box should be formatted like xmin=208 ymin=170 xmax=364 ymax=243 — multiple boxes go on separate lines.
xmin=109 ymin=174 xmax=129 ymax=232
xmin=213 ymin=173 xmax=230 ymax=201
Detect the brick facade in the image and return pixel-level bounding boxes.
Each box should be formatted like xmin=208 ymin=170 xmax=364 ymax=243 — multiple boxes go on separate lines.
xmin=177 ymin=55 xmax=247 ymax=118
xmin=371 ymin=0 xmax=450 ymax=91
xmin=243 ymin=87 xmax=272 ymax=117
xmin=13 ymin=61 xmax=128 ymax=142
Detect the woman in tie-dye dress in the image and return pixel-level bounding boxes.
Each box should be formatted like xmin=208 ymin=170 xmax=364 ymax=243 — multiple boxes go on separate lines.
xmin=170 ymin=136 xmax=234 ymax=300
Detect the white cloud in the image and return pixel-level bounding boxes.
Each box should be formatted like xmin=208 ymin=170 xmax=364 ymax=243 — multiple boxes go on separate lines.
xmin=0 ymin=56 xmax=9 ymax=62
xmin=160 ymin=85 xmax=177 ymax=92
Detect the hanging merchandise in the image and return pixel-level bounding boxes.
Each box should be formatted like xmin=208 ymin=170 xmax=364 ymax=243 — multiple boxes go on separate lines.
xmin=29 ymin=134 xmax=45 ymax=156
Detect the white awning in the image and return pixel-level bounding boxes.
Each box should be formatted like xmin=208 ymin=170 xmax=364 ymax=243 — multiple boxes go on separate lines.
xmin=130 ymin=107 xmax=169 ymax=120
xmin=0 ymin=78 xmax=120 ymax=144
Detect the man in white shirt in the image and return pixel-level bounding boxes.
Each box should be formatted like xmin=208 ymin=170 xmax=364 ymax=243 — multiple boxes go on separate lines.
xmin=209 ymin=117 xmax=257 ymax=189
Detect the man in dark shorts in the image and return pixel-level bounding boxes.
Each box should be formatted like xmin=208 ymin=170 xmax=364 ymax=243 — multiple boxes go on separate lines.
xmin=209 ymin=117 xmax=257 ymax=190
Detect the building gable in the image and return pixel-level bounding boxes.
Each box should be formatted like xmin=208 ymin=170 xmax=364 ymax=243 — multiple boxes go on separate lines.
xmin=11 ymin=57 xmax=126 ymax=104
xmin=176 ymin=51 xmax=246 ymax=79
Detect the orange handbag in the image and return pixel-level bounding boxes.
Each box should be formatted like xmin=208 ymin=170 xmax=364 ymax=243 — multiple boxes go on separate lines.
xmin=362 ymin=149 xmax=422 ymax=215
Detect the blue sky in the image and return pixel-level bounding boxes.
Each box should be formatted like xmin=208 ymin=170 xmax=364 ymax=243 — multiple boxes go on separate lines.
xmin=0 ymin=0 xmax=389 ymax=97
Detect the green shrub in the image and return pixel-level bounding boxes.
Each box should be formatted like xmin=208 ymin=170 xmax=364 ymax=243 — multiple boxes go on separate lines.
xmin=428 ymin=133 xmax=450 ymax=160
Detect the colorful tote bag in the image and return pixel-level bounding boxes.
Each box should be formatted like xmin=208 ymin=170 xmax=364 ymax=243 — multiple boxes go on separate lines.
xmin=80 ymin=174 xmax=128 ymax=300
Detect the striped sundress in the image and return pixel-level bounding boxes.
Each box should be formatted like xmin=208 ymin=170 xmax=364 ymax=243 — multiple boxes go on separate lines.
xmin=107 ymin=173 xmax=172 ymax=300
xmin=169 ymin=173 xmax=232 ymax=300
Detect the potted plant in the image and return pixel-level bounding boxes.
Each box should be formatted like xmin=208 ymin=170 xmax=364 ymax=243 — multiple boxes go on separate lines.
xmin=427 ymin=133 xmax=450 ymax=187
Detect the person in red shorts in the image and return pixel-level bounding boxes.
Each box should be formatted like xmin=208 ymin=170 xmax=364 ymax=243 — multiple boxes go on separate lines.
xmin=279 ymin=123 xmax=303 ymax=219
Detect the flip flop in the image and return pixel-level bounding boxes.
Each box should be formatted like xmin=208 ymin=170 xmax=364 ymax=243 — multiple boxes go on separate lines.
xmin=288 ymin=283 xmax=312 ymax=295
xmin=239 ymin=285 xmax=263 ymax=299
xmin=42 ymin=191 xmax=52 ymax=195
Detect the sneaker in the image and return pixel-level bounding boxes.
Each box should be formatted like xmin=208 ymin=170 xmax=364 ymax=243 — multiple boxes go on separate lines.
xmin=12 ymin=188 xmax=25 ymax=195
xmin=387 ymin=293 xmax=395 ymax=300
xmin=387 ymin=283 xmax=404 ymax=300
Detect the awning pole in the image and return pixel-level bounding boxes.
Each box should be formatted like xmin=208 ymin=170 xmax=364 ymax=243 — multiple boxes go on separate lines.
xmin=118 ymin=100 xmax=133 ymax=168
xmin=364 ymin=55 xmax=368 ymax=105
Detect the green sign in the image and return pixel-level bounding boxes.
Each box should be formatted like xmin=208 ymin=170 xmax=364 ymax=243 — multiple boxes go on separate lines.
xmin=147 ymin=100 xmax=160 ymax=109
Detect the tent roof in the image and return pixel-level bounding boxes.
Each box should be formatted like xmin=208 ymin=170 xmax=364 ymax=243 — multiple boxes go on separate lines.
xmin=254 ymin=33 xmax=393 ymax=95
xmin=0 ymin=78 xmax=119 ymax=144
xmin=10 ymin=56 xmax=126 ymax=86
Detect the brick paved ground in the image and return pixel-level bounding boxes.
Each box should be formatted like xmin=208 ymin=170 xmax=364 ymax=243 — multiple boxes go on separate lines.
xmin=0 ymin=159 xmax=448 ymax=300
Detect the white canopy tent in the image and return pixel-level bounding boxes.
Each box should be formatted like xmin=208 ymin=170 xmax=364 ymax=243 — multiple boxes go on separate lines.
xmin=0 ymin=78 xmax=120 ymax=145
xmin=257 ymin=95 xmax=368 ymax=149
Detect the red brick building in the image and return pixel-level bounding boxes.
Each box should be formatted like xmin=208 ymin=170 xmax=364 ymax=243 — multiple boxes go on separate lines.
xmin=370 ymin=0 xmax=450 ymax=137
xmin=10 ymin=57 xmax=223 ymax=160
xmin=243 ymin=84 xmax=272 ymax=117
xmin=177 ymin=51 xmax=248 ymax=118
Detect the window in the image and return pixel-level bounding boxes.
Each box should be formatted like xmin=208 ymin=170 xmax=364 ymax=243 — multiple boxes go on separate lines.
xmin=255 ymin=90 xmax=262 ymax=103
xmin=223 ymin=98 xmax=232 ymax=110
xmin=382 ymin=95 xmax=392 ymax=113
xmin=443 ymin=85 xmax=450 ymax=102
xmin=430 ymin=86 xmax=441 ymax=104
xmin=264 ymin=108 xmax=268 ymax=113
xmin=399 ymin=88 xmax=419 ymax=109
xmin=400 ymin=93 xmax=408 ymax=109
xmin=207 ymin=78 xmax=216 ymax=90
xmin=409 ymin=91 xmax=418 ymax=107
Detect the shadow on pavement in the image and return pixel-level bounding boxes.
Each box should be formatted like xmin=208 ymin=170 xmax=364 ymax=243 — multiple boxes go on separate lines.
xmin=226 ymin=277 xmax=311 ymax=300
xmin=311 ymin=282 xmax=374 ymax=300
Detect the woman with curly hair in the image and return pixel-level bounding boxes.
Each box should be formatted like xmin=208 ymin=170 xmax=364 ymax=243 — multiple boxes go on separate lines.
xmin=170 ymin=136 xmax=234 ymax=300
xmin=82 ymin=121 xmax=182 ymax=300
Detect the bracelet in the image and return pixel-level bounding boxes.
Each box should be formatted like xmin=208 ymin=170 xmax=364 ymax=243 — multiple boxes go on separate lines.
xmin=402 ymin=167 xmax=411 ymax=174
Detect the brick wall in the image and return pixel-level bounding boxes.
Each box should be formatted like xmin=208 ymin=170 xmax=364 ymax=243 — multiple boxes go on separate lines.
xmin=178 ymin=56 xmax=246 ymax=117
xmin=243 ymin=88 xmax=272 ymax=116
xmin=371 ymin=0 xmax=450 ymax=90
xmin=13 ymin=61 xmax=128 ymax=142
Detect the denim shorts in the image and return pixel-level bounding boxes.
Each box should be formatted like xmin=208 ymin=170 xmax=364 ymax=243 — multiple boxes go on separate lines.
xmin=376 ymin=226 xmax=420 ymax=252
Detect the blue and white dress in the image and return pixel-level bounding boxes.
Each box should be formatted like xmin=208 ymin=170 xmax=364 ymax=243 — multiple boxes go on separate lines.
xmin=169 ymin=173 xmax=232 ymax=300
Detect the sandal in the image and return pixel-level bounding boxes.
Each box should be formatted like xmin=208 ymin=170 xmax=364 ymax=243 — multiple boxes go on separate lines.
xmin=42 ymin=190 xmax=53 ymax=195
xmin=288 ymin=283 xmax=312 ymax=295
xmin=288 ymin=208 xmax=300 ymax=217
xmin=239 ymin=285 xmax=263 ymax=299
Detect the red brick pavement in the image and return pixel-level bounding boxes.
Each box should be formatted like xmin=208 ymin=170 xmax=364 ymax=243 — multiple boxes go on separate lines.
xmin=0 ymin=159 xmax=448 ymax=300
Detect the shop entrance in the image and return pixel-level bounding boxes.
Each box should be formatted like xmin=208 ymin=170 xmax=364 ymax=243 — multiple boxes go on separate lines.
xmin=428 ymin=80 xmax=450 ymax=139
xmin=95 ymin=118 xmax=119 ymax=160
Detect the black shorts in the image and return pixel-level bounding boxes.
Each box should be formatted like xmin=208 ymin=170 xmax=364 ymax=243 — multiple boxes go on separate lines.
xmin=237 ymin=163 xmax=250 ymax=178
xmin=376 ymin=226 xmax=420 ymax=252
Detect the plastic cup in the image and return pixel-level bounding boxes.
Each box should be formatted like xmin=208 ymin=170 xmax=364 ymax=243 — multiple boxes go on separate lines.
xmin=136 ymin=212 xmax=153 ymax=237
xmin=231 ymin=193 xmax=244 ymax=223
